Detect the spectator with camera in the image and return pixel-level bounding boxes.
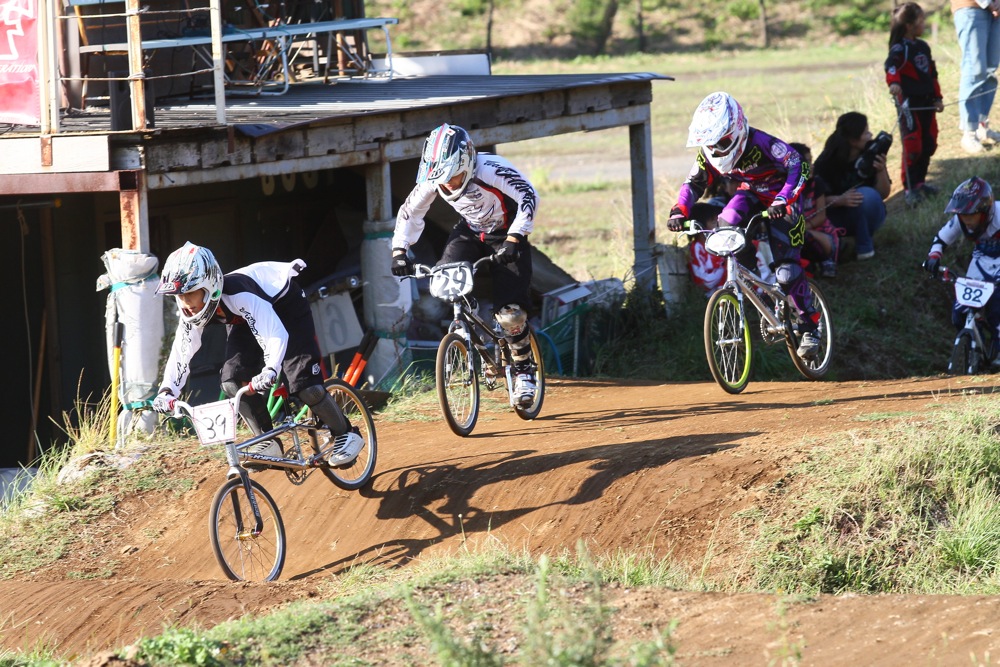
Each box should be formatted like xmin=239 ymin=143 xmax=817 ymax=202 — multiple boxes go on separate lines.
xmin=813 ymin=112 xmax=892 ymax=261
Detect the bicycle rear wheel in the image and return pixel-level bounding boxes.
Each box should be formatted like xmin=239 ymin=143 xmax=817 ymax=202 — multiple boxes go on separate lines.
xmin=209 ymin=477 xmax=286 ymax=582
xmin=704 ymin=288 xmax=753 ymax=394
xmin=786 ymin=279 xmax=834 ymax=380
xmin=314 ymin=378 xmax=378 ymax=490
xmin=437 ymin=331 xmax=480 ymax=436
xmin=515 ymin=331 xmax=546 ymax=420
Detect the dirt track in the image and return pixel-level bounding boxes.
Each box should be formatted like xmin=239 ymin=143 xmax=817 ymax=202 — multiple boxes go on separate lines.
xmin=4 ymin=374 xmax=1000 ymax=664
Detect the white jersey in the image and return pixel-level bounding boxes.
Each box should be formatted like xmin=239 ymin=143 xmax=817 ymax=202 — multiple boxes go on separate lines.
xmin=160 ymin=260 xmax=304 ymax=396
xmin=392 ymin=153 xmax=539 ymax=250
xmin=929 ymin=202 xmax=1000 ymax=281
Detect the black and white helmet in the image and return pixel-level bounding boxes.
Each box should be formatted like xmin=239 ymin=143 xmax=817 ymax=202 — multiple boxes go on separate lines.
xmin=417 ymin=123 xmax=477 ymax=202
xmin=155 ymin=242 xmax=224 ymax=327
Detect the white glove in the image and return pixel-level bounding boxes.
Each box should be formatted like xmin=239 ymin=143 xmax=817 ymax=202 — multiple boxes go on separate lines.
xmin=152 ymin=390 xmax=176 ymax=414
xmin=250 ymin=367 xmax=278 ymax=393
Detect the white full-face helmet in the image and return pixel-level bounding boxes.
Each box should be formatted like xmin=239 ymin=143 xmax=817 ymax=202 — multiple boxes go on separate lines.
xmin=416 ymin=123 xmax=477 ymax=202
xmin=155 ymin=241 xmax=224 ymax=327
xmin=686 ymin=91 xmax=749 ymax=173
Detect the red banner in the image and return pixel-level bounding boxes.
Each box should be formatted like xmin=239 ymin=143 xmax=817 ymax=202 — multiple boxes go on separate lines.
xmin=0 ymin=0 xmax=39 ymax=126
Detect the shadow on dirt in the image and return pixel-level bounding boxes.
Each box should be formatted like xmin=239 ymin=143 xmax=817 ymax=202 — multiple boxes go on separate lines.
xmin=292 ymin=432 xmax=744 ymax=578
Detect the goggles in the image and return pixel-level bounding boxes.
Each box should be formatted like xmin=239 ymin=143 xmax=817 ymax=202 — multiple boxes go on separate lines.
xmin=709 ymin=133 xmax=737 ymax=157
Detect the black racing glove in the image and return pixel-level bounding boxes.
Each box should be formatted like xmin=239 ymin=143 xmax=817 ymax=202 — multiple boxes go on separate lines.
xmin=767 ymin=199 xmax=789 ymax=220
xmin=923 ymin=256 xmax=940 ymax=276
xmin=390 ymin=250 xmax=413 ymax=277
xmin=667 ymin=206 xmax=687 ymax=232
xmin=495 ymin=234 xmax=525 ymax=265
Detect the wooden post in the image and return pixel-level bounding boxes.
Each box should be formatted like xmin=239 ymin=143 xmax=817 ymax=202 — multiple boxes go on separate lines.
xmin=27 ymin=310 xmax=46 ymax=463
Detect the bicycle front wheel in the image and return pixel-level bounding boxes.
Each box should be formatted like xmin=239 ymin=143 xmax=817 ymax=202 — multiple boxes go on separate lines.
xmin=948 ymin=330 xmax=977 ymax=374
xmin=515 ymin=331 xmax=545 ymax=420
xmin=787 ymin=279 xmax=834 ymax=380
xmin=209 ymin=477 xmax=286 ymax=582
xmin=436 ymin=331 xmax=480 ymax=436
xmin=314 ymin=378 xmax=378 ymax=490
xmin=704 ymin=288 xmax=753 ymax=394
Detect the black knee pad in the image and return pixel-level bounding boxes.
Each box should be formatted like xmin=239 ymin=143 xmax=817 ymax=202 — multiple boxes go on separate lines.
xmin=297 ymin=383 xmax=327 ymax=406
xmin=221 ymin=380 xmax=241 ymax=398
xmin=296 ymin=384 xmax=348 ymax=434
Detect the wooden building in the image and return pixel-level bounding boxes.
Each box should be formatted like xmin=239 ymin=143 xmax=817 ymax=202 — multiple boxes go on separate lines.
xmin=0 ymin=0 xmax=669 ymax=467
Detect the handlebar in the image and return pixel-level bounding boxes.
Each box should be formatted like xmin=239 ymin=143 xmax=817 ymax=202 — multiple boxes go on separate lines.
xmin=926 ymin=264 xmax=956 ymax=283
xmin=171 ymin=384 xmax=254 ymax=419
xmin=672 ymin=210 xmax=772 ymax=236
xmin=409 ymin=254 xmax=496 ymax=279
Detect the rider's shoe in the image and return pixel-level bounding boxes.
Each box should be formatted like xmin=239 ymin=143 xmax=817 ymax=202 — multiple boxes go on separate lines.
xmin=243 ymin=438 xmax=282 ymax=469
xmin=797 ymin=331 xmax=821 ymax=360
xmin=514 ymin=372 xmax=537 ymax=406
xmin=326 ymin=428 xmax=364 ymax=467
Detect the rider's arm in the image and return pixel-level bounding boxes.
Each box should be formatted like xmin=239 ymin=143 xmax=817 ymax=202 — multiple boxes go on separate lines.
xmin=159 ymin=320 xmax=205 ymax=397
xmin=929 ymin=218 xmax=962 ymax=260
xmin=476 ymin=155 xmax=540 ymax=238
xmin=774 ymin=138 xmax=809 ymax=206
xmin=391 ymin=182 xmax=437 ymax=251
xmin=672 ymin=156 xmax=713 ymax=219
xmin=224 ymin=292 xmax=290 ymax=372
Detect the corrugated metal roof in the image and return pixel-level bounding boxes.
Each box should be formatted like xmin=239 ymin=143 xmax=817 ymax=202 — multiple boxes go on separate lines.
xmin=51 ymin=72 xmax=671 ymax=134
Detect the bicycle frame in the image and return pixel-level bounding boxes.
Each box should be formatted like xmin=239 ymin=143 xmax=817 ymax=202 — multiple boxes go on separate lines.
xmin=722 ymin=252 xmax=790 ymax=341
xmin=936 ymin=266 xmax=998 ymax=373
xmin=176 ymin=388 xmax=346 ymax=479
xmin=415 ymin=257 xmax=519 ymax=401
xmin=699 ymin=220 xmax=791 ymax=342
xmin=685 ymin=214 xmax=834 ymax=393
xmin=447 ymin=296 xmax=516 ymax=392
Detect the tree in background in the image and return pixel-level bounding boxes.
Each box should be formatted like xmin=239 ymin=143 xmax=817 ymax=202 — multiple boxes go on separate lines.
xmin=457 ymin=0 xmax=497 ymax=53
xmin=569 ymin=0 xmax=620 ymax=55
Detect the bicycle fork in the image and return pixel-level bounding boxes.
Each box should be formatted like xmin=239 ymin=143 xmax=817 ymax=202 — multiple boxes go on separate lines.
xmin=959 ymin=312 xmax=988 ymax=357
xmin=223 ymin=443 xmax=265 ymax=537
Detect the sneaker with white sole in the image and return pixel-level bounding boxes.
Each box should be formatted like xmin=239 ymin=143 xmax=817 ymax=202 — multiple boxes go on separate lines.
xmin=962 ymin=131 xmax=986 ymax=154
xmin=797 ymin=331 xmax=821 ymax=360
xmin=514 ymin=372 xmax=536 ymax=406
xmin=243 ymin=438 xmax=282 ymax=469
xmin=977 ymin=123 xmax=1000 ymax=143
xmin=326 ymin=429 xmax=363 ymax=466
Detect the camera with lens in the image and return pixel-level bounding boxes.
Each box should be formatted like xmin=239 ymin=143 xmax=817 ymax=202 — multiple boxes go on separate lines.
xmin=854 ymin=131 xmax=893 ymax=179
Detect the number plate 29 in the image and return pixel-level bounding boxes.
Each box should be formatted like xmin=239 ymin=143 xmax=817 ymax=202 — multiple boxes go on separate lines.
xmin=429 ymin=262 xmax=475 ymax=301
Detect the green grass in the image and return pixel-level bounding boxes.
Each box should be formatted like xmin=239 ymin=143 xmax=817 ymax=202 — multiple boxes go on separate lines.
xmin=489 ymin=32 xmax=1000 ymax=381
xmin=5 ymin=389 xmax=1000 ymax=663
xmin=740 ymin=395 xmax=1000 ymax=595
xmin=9 ymin=40 xmax=1000 ymax=665
xmin=0 ymin=396 xmax=201 ymax=580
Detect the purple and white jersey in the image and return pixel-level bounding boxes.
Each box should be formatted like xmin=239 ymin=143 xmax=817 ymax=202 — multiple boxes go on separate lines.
xmin=392 ymin=153 xmax=539 ymax=248
xmin=674 ymin=128 xmax=807 ymax=227
xmin=160 ymin=260 xmax=303 ymax=396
